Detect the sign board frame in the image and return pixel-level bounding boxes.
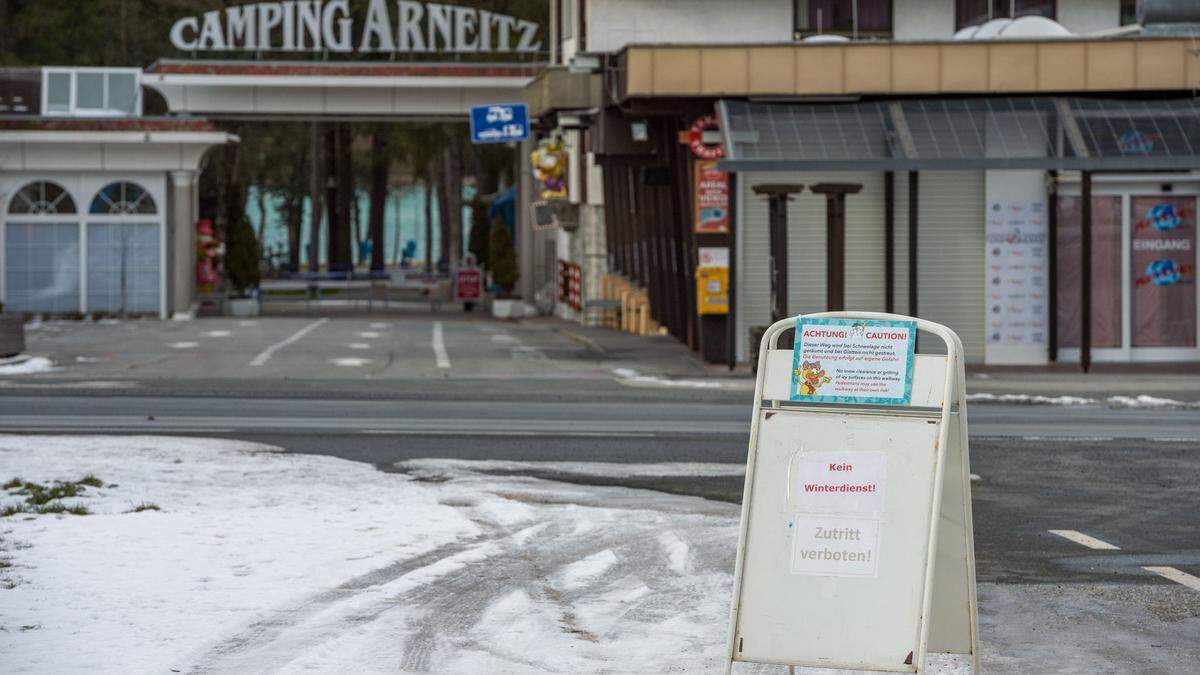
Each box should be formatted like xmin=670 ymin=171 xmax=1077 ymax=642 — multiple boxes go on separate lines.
xmin=470 ymin=103 xmax=530 ymax=144
xmin=725 ymin=311 xmax=979 ymax=674
xmin=454 ymin=265 xmax=483 ymax=304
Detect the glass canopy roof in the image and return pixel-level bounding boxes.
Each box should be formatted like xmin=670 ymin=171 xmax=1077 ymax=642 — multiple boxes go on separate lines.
xmin=716 ymin=97 xmax=1200 ymax=172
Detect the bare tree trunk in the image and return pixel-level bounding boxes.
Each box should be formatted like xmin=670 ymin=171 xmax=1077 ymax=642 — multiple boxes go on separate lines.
xmin=444 ymin=133 xmax=464 ymax=269
xmin=336 ymin=124 xmax=354 ymax=271
xmin=424 ymin=177 xmax=434 ymax=272
xmin=368 ymin=131 xmax=388 ymax=272
xmin=288 ymin=140 xmax=306 ymax=271
xmin=255 ymin=183 xmax=267 ymax=244
xmin=308 ymin=122 xmax=322 ymax=272
xmin=391 ymin=189 xmax=403 ymax=267
xmin=325 ymin=126 xmax=338 ymax=270
xmin=433 ymin=145 xmax=450 ymax=271
xmin=351 ymin=191 xmax=360 ymax=267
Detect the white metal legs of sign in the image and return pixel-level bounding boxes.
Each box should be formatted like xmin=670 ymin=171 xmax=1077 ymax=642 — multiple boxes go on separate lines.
xmin=724 ymin=312 xmax=979 ymax=674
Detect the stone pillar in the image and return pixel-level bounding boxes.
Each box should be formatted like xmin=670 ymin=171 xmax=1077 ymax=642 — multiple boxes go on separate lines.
xmin=518 ymin=137 xmax=535 ymax=303
xmin=169 ymin=170 xmax=197 ymax=316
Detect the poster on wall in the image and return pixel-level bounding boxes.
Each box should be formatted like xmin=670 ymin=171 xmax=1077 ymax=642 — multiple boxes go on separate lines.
xmin=1130 ymin=196 xmax=1196 ymax=347
xmin=693 ymin=160 xmax=729 ymax=233
xmin=985 ymin=188 xmax=1048 ymax=357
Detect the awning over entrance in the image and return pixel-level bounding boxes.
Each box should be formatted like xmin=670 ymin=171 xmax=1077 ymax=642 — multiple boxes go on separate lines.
xmin=716 ymin=97 xmax=1200 ymax=173
xmin=144 ymin=60 xmax=542 ymax=118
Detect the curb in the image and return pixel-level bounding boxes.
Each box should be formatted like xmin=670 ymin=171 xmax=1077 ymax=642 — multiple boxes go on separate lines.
xmin=552 ymin=325 xmax=606 ymax=354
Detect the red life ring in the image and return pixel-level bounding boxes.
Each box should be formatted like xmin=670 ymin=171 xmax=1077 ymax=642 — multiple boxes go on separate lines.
xmin=688 ymin=113 xmax=724 ymax=159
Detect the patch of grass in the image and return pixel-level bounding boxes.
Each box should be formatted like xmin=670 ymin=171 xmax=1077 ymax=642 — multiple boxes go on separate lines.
xmin=23 ymin=481 xmax=85 ymax=505
xmin=2 ymin=475 xmax=106 ymax=512
xmin=126 ymin=502 xmax=160 ymax=513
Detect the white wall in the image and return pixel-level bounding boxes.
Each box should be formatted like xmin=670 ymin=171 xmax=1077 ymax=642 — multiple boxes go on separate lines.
xmin=894 ymin=0 xmax=956 ymax=40
xmin=1057 ymin=0 xmax=1121 ymax=35
xmin=584 ymin=0 xmax=1121 ymax=52
xmin=586 ymin=0 xmax=793 ymax=53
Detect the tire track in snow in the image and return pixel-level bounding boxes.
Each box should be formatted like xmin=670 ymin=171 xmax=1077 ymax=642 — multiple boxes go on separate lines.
xmin=189 ymin=477 xmax=736 ymax=674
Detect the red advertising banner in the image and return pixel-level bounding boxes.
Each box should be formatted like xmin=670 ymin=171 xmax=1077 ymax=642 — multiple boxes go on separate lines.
xmin=694 ymin=160 xmax=729 ymax=234
xmin=1130 ymin=196 xmax=1196 ymax=347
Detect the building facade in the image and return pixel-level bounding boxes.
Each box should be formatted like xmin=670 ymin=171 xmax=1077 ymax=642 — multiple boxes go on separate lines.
xmin=527 ymin=0 xmax=1200 ymax=366
xmin=0 ymin=67 xmax=234 ymax=318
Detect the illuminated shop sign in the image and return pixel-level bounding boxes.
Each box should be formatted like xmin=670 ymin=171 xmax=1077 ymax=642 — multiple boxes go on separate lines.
xmin=170 ymin=1 xmax=542 ymax=54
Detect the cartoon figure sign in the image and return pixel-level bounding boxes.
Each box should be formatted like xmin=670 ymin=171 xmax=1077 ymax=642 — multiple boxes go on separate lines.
xmin=794 ymin=360 xmax=832 ymax=395
xmin=789 ymin=318 xmax=916 ymax=405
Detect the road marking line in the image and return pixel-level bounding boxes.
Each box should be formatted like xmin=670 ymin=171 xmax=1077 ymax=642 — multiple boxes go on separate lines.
xmin=249 ymin=318 xmax=328 ymax=367
xmin=432 ymin=321 xmax=450 ymax=369
xmin=1142 ymin=566 xmax=1200 ymax=591
xmin=358 ymin=430 xmax=656 ymax=437
xmin=1049 ymin=529 xmax=1121 ymax=550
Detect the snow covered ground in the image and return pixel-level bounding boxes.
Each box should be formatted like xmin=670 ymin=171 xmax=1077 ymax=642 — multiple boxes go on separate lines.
xmin=6 ymin=436 xmax=1183 ymax=673
xmin=0 ymin=436 xmax=756 ymax=673
xmin=0 ymin=356 xmax=57 ymax=375
xmin=967 ymin=392 xmax=1200 ymax=409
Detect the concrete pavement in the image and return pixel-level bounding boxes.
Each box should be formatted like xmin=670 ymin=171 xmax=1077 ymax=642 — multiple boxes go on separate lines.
xmin=15 ymin=315 xmax=1200 ymax=403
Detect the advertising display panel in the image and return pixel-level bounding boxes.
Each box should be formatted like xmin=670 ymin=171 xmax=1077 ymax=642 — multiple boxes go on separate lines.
xmin=1130 ymin=196 xmax=1196 ymax=347
xmin=694 ymin=160 xmax=729 ymax=233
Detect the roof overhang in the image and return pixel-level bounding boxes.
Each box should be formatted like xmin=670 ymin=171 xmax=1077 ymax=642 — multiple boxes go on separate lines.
xmin=0 ymin=120 xmax=236 ymax=172
xmin=144 ymin=59 xmax=544 ymax=118
xmin=716 ymin=97 xmax=1200 ymax=173
xmin=618 ymin=37 xmax=1200 ymax=100
xmin=522 ymin=66 xmax=603 ymax=119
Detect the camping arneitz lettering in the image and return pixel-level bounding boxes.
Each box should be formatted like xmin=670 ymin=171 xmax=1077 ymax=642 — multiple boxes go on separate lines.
xmin=170 ymin=0 xmax=543 ymax=54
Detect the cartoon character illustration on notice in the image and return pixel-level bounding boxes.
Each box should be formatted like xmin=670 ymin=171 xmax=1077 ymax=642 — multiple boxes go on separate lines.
xmin=794 ymin=360 xmax=832 ymax=396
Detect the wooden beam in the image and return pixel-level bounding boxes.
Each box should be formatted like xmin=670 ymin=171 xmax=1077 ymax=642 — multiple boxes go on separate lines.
xmin=1081 ymin=170 xmax=1092 ymax=373
xmin=811 ymin=182 xmax=864 ymax=313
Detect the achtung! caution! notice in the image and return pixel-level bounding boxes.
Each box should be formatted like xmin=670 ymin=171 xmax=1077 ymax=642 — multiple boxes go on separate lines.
xmin=790 ymin=317 xmax=916 ymax=405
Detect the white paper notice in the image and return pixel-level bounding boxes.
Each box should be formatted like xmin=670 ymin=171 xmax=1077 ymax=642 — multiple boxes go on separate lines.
xmin=790 ymin=318 xmax=915 ymax=405
xmin=790 ymin=451 xmax=886 ymax=577
xmin=792 ymin=451 xmax=886 ymax=515
xmin=790 ymin=516 xmax=882 ymax=578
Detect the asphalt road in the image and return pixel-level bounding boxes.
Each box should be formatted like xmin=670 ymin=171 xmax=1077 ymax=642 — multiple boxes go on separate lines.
xmin=0 ymin=391 xmax=1196 ymax=457
xmin=7 ymin=315 xmax=1199 ymax=610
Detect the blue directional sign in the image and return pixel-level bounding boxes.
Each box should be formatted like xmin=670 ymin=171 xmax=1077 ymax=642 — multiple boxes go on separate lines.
xmin=469 ymin=103 xmax=530 ymax=144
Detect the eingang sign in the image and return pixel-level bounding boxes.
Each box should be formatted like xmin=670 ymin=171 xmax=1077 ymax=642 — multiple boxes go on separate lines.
xmin=170 ymin=1 xmax=542 ymax=54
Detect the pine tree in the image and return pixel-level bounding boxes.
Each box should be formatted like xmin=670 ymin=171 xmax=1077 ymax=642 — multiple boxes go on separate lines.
xmin=467 ymin=194 xmax=490 ymax=267
xmin=225 ymin=185 xmax=261 ymax=297
xmin=488 ymin=217 xmax=517 ymax=296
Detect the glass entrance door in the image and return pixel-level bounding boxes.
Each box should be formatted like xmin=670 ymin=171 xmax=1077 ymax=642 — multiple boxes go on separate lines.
xmin=1129 ymin=196 xmax=1197 ymax=349
xmin=1057 ymin=190 xmax=1199 ymax=361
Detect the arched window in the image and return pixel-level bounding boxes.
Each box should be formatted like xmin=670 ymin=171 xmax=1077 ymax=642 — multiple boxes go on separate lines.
xmin=7 ymin=181 xmax=77 ymax=215
xmin=89 ymin=181 xmax=156 ymax=215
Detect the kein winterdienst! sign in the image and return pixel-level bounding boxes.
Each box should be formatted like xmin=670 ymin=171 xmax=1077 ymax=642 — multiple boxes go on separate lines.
xmin=170 ymin=1 xmax=542 ymax=54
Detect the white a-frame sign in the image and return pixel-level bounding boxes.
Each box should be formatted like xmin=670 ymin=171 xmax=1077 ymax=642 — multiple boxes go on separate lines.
xmin=725 ymin=312 xmax=979 ymax=674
